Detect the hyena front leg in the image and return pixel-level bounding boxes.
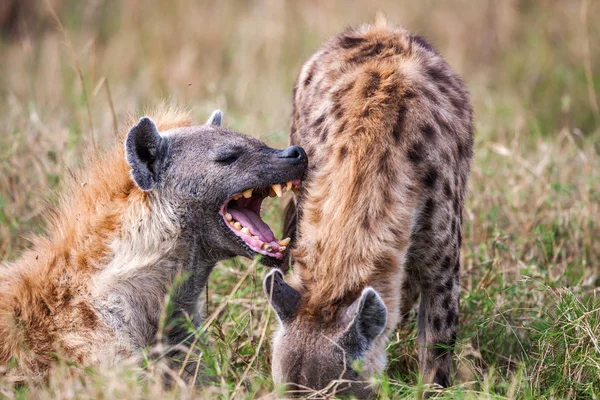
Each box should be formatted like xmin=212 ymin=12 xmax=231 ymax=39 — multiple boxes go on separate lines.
xmin=417 ymin=257 xmax=460 ymax=388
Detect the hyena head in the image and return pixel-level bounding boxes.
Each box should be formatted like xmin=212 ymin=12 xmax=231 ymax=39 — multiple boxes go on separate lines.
xmin=263 ymin=269 xmax=387 ymax=397
xmin=125 ymin=111 xmax=307 ymax=266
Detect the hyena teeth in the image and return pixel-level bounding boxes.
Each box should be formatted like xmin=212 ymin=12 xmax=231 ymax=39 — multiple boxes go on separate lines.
xmin=252 ymin=235 xmax=260 ymax=240
xmin=233 ymin=194 xmax=242 ymax=200
xmin=233 ymin=222 xmax=242 ymax=230
xmin=277 ymin=237 xmax=291 ymax=247
xmin=279 ymin=246 xmax=287 ymax=251
xmin=225 ymin=213 xmax=233 ymax=221
xmin=241 ymin=227 xmax=250 ymax=234
xmin=286 ymin=181 xmax=293 ymax=191
xmin=272 ymin=184 xmax=283 ymax=198
xmin=262 ymin=243 xmax=273 ymax=252
xmin=269 ymin=188 xmax=277 ymax=197
xmin=242 ymin=188 xmax=254 ymax=198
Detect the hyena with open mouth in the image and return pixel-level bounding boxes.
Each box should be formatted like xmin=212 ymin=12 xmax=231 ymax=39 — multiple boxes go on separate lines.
xmin=0 ymin=106 xmax=307 ymax=382
xmin=264 ymin=16 xmax=473 ymax=397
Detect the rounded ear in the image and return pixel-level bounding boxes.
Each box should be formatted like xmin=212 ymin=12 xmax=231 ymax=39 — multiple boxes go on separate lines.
xmin=342 ymin=287 xmax=387 ymax=350
xmin=125 ymin=117 xmax=167 ymax=191
xmin=263 ymin=269 xmax=300 ymax=324
xmin=206 ymin=109 xmax=223 ymax=127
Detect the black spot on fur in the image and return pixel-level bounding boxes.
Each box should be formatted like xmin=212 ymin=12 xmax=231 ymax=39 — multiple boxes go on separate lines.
xmin=408 ymin=141 xmax=424 ymax=164
xmin=444 ymin=181 xmax=452 ymax=197
xmin=454 ymin=260 xmax=460 ymax=273
xmin=392 ymin=105 xmax=408 ymax=144
xmin=427 ymin=65 xmax=452 ymax=90
xmin=338 ymin=120 xmax=347 ymax=135
xmin=364 ymin=71 xmax=381 ymax=99
xmin=313 ymin=114 xmax=325 ymax=128
xmin=441 ymin=256 xmax=452 ymax=271
xmin=331 ymin=102 xmax=344 ymax=120
xmin=453 ymin=196 xmax=460 ymax=214
xmin=404 ymin=90 xmax=416 ymax=99
xmin=432 ymin=316 xmax=442 ymax=332
xmin=411 ymin=35 xmax=437 ymax=54
xmin=340 ymin=35 xmax=366 ymax=49
xmin=422 ymin=87 xmax=440 ymax=106
xmin=423 ymin=198 xmax=436 ymax=218
xmin=362 ymin=214 xmax=370 ymax=231
xmin=443 ymin=276 xmax=454 ymax=292
xmin=422 ymin=124 xmax=436 ymax=139
xmin=457 ymin=140 xmax=472 ymax=160
xmin=339 ymin=145 xmax=348 ymax=159
xmin=446 ymin=308 xmax=457 ymax=328
xmin=304 ymin=63 xmax=316 ymax=87
xmin=424 ymin=167 xmax=438 ymax=188
xmin=435 ymin=112 xmax=451 ymax=135
xmin=319 ymin=126 xmax=329 ymax=142
xmin=332 ymin=81 xmax=355 ymax=103
xmin=349 ymin=41 xmax=385 ymax=63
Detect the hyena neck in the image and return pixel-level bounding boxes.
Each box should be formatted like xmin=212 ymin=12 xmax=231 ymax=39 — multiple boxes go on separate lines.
xmin=90 ymin=191 xmax=219 ymax=348
xmin=289 ymin=159 xmax=410 ymax=324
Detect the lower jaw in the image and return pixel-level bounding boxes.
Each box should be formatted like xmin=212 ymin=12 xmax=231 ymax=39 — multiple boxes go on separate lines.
xmin=222 ymin=215 xmax=285 ymax=260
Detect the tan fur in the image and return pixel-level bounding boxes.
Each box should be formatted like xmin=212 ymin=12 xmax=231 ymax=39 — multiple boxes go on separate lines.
xmin=274 ymin=17 xmax=473 ymax=392
xmin=0 ymin=106 xmax=191 ymax=382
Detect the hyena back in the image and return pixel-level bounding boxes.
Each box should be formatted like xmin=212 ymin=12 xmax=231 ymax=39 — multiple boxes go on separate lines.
xmin=265 ymin=17 xmax=473 ymax=396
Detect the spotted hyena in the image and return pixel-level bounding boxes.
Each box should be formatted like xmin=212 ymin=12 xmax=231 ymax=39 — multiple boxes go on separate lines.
xmin=0 ymin=106 xmax=306 ymax=382
xmin=264 ymin=17 xmax=473 ymax=397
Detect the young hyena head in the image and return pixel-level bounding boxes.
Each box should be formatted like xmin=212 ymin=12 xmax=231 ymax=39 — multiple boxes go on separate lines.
xmin=263 ymin=270 xmax=387 ymax=397
xmin=125 ymin=111 xmax=307 ymax=265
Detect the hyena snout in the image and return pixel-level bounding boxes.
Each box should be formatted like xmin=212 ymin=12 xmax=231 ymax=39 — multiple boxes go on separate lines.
xmin=217 ymin=145 xmax=308 ymax=265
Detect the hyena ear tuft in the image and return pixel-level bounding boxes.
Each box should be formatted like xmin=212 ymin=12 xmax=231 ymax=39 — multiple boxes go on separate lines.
xmin=263 ymin=269 xmax=300 ymax=324
xmin=125 ymin=117 xmax=166 ymax=191
xmin=206 ymin=109 xmax=223 ymax=127
xmin=343 ymin=287 xmax=387 ymax=347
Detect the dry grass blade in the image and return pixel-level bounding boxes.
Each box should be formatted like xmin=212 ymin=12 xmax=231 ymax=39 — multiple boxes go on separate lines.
xmin=43 ymin=0 xmax=96 ymax=148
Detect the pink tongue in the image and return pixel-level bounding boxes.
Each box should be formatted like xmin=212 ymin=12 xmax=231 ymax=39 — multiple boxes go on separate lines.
xmin=228 ymin=208 xmax=275 ymax=242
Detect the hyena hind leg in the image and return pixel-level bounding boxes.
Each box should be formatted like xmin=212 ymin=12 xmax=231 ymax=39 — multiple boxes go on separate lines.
xmin=417 ymin=260 xmax=460 ymax=388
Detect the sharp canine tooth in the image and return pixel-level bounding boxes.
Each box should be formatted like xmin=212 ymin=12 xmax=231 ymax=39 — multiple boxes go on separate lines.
xmin=286 ymin=181 xmax=292 ymax=190
xmin=277 ymin=237 xmax=291 ymax=247
xmin=262 ymin=243 xmax=273 ymax=252
xmin=241 ymin=227 xmax=250 ymax=234
xmin=233 ymin=222 xmax=242 ymax=230
xmin=225 ymin=213 xmax=233 ymax=221
xmin=233 ymin=194 xmax=242 ymax=200
xmin=279 ymin=246 xmax=287 ymax=251
xmin=272 ymin=184 xmax=282 ymax=197
xmin=243 ymin=188 xmax=253 ymax=198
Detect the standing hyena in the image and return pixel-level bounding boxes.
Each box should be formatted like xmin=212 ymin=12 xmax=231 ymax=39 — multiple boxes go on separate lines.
xmin=0 ymin=106 xmax=306 ymax=382
xmin=264 ymin=17 xmax=473 ymax=397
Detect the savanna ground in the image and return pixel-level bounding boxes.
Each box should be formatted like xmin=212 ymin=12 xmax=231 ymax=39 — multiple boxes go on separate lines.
xmin=1 ymin=1 xmax=599 ymax=399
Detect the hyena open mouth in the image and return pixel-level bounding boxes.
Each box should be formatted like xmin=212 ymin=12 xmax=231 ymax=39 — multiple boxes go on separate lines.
xmin=219 ymin=180 xmax=301 ymax=259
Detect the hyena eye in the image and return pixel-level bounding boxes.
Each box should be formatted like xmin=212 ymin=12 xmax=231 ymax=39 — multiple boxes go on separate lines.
xmin=214 ymin=151 xmax=241 ymax=165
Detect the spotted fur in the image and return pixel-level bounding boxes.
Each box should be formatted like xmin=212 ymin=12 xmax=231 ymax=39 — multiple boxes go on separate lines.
xmin=267 ymin=17 xmax=473 ymax=395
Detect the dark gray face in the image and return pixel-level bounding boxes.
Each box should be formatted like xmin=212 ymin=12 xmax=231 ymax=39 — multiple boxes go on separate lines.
xmin=125 ymin=112 xmax=307 ymax=266
xmin=264 ymin=270 xmax=387 ymax=397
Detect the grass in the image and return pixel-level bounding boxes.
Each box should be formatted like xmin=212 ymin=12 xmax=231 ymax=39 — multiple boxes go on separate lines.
xmin=0 ymin=0 xmax=599 ymax=398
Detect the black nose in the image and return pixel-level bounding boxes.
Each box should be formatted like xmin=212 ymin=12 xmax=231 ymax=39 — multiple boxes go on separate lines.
xmin=279 ymin=145 xmax=308 ymax=164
